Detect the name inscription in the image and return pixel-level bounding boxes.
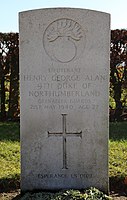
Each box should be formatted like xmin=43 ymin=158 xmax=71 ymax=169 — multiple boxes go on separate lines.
xmin=22 ymin=67 xmax=106 ymax=111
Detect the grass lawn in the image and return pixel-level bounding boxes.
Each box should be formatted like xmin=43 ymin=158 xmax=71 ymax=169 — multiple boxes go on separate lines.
xmin=109 ymin=122 xmax=127 ymax=196
xmin=109 ymin=122 xmax=127 ymax=179
xmin=0 ymin=122 xmax=20 ymax=193
xmin=0 ymin=121 xmax=127 ymax=199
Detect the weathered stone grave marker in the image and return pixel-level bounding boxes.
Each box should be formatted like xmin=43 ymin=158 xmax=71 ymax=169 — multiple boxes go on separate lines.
xmin=19 ymin=8 xmax=110 ymax=193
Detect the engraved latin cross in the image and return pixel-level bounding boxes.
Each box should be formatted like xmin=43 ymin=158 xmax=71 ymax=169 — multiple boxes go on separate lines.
xmin=48 ymin=114 xmax=82 ymax=169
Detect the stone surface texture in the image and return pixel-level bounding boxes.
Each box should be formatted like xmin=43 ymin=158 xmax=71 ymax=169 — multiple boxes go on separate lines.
xmin=19 ymin=8 xmax=110 ymax=193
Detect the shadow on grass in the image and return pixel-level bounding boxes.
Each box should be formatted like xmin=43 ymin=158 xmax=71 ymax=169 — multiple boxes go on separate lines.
xmin=110 ymin=176 xmax=127 ymax=197
xmin=0 ymin=176 xmax=20 ymax=193
xmin=109 ymin=122 xmax=127 ymax=141
xmin=11 ymin=194 xmax=21 ymax=200
xmin=0 ymin=122 xmax=20 ymax=142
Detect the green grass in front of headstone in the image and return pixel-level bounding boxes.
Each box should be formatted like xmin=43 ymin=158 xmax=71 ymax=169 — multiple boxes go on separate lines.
xmin=109 ymin=121 xmax=127 ymax=194
xmin=0 ymin=121 xmax=127 ymax=199
xmin=0 ymin=122 xmax=20 ymax=191
xmin=109 ymin=140 xmax=127 ymax=178
xmin=109 ymin=122 xmax=127 ymax=178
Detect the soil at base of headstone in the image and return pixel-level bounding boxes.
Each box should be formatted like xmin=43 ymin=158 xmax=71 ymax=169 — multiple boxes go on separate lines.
xmin=110 ymin=177 xmax=127 ymax=199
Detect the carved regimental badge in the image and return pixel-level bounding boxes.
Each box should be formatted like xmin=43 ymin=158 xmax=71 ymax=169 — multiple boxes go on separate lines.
xmin=43 ymin=18 xmax=85 ymax=63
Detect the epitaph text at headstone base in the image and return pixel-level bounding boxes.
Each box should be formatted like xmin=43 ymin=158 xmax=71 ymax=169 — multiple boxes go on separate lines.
xmin=20 ymin=8 xmax=110 ymax=193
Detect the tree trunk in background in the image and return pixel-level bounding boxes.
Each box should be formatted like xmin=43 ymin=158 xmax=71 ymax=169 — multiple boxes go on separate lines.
xmin=0 ymin=76 xmax=6 ymax=121
xmin=114 ymin=82 xmax=122 ymax=121
xmin=8 ymin=58 xmax=19 ymax=120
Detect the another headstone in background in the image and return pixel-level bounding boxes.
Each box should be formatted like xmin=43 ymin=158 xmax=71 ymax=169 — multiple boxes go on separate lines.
xmin=19 ymin=8 xmax=110 ymax=193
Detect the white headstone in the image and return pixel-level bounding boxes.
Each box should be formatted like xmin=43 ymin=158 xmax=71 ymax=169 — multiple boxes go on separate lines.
xmin=19 ymin=8 xmax=110 ymax=193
